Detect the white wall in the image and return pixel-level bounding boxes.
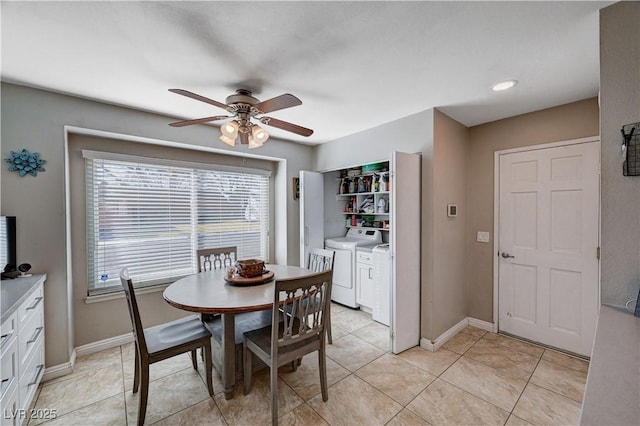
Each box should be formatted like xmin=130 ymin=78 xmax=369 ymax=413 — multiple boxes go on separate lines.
xmin=314 ymin=110 xmax=433 ymax=172
xmin=0 ymin=83 xmax=314 ymax=367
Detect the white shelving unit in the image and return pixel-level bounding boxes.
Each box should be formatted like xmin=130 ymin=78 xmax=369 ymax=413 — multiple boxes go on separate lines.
xmin=336 ymin=167 xmax=391 ymax=232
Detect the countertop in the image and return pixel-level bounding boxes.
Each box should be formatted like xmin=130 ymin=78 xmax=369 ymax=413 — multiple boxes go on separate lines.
xmin=1 ymin=274 xmax=47 ymax=324
xmin=580 ymin=305 xmax=640 ymax=425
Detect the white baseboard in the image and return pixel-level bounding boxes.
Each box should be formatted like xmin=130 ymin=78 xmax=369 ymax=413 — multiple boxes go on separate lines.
xmin=419 ymin=337 xmax=435 ymax=352
xmin=42 ymin=333 xmax=133 ymax=382
xmin=42 ymin=350 xmax=76 ymax=383
xmin=75 ymin=332 xmax=134 ymax=357
xmin=418 ymin=317 xmax=496 ymax=352
xmin=468 ymin=317 xmax=496 ymax=333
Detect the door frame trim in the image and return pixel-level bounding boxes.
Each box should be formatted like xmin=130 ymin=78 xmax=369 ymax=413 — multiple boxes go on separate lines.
xmin=492 ymin=135 xmax=600 ymax=331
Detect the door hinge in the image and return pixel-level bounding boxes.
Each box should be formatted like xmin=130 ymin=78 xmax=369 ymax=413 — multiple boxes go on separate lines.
xmin=597 ymin=246 xmax=600 ymax=260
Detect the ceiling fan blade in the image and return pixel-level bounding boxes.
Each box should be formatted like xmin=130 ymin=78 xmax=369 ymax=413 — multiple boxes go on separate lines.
xmin=169 ymin=89 xmax=229 ymax=110
xmin=261 ymin=116 xmax=314 ymax=137
xmin=169 ymin=115 xmax=229 ymax=127
xmin=239 ymin=131 xmax=250 ymax=145
xmin=253 ymin=94 xmax=302 ymax=114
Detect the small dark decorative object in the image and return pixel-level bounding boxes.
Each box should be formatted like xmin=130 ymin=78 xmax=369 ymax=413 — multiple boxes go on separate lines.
xmin=621 ymin=122 xmax=639 ymax=176
xmin=17 ymin=263 xmax=32 ymax=278
xmin=4 ymin=149 xmax=46 ymax=177
xmin=235 ymin=259 xmax=265 ymax=278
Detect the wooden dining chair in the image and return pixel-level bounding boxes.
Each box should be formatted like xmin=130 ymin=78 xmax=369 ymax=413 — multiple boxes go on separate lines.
xmin=197 ymin=246 xmax=273 ymax=378
xmin=198 ymin=246 xmax=237 ymax=325
xmin=119 ymin=268 xmax=214 ymax=426
xmin=243 ymin=270 xmax=333 ymax=425
xmin=197 ymin=246 xmax=237 ymax=272
xmin=306 ymin=248 xmax=335 ymax=344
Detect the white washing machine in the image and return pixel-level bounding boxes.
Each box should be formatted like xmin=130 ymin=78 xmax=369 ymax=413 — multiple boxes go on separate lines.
xmin=325 ymin=228 xmax=382 ymax=308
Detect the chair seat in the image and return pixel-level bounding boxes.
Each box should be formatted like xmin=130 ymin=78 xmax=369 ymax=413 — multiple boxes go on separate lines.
xmin=243 ymin=318 xmax=317 ymax=360
xmin=144 ymin=315 xmax=211 ymax=354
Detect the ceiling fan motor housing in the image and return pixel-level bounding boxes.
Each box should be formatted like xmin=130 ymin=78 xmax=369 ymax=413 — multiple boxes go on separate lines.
xmin=226 ymin=89 xmax=259 ymax=107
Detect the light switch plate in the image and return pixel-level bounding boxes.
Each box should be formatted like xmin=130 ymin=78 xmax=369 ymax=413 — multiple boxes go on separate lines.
xmin=477 ymin=231 xmax=490 ymax=243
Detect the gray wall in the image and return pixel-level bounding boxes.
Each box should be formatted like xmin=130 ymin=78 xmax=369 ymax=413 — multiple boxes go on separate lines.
xmin=0 ymin=83 xmax=313 ymax=367
xmin=466 ymin=98 xmax=600 ymax=322
xmin=424 ymin=110 xmax=469 ymax=338
xmin=600 ymin=2 xmax=640 ymax=307
xmin=315 ymin=109 xmax=473 ymax=341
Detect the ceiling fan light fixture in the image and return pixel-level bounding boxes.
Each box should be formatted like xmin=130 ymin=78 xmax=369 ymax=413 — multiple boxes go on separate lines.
xmin=251 ymin=124 xmax=269 ymax=144
xmin=219 ymin=134 xmax=237 ymax=147
xmin=169 ymin=88 xmax=313 ymax=147
xmin=491 ymin=80 xmax=518 ymax=92
xmin=221 ymin=120 xmax=239 ymax=137
xmin=248 ymin=136 xmax=264 ymax=149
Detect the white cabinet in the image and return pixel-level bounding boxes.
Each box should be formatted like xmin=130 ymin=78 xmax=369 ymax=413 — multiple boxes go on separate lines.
xmin=356 ymin=250 xmax=374 ymax=312
xmin=1 ymin=276 xmax=45 ymax=425
xmin=1 ymin=319 xmax=19 ymax=426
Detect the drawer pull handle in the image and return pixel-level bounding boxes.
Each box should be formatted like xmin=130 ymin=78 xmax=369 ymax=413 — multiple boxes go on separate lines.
xmin=1 ymin=377 xmax=14 ymax=399
xmin=27 ymin=327 xmax=43 ymax=344
xmin=0 ymin=331 xmax=13 ymax=346
xmin=28 ymin=365 xmax=44 ymax=386
xmin=0 ymin=332 xmax=13 ymax=348
xmin=26 ymin=297 xmax=43 ymax=310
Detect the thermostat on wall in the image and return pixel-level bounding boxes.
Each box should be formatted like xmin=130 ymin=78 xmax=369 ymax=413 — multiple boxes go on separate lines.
xmin=447 ymin=204 xmax=457 ymax=217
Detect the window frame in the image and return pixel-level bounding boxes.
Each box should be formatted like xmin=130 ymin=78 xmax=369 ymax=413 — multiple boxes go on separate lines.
xmin=83 ymin=150 xmax=271 ymax=295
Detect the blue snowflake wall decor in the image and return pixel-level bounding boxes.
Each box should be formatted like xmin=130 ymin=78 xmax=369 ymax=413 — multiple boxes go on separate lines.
xmin=4 ymin=149 xmax=46 ymax=177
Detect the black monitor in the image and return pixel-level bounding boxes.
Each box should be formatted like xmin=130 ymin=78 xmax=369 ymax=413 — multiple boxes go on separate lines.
xmin=1 ymin=216 xmax=17 ymax=272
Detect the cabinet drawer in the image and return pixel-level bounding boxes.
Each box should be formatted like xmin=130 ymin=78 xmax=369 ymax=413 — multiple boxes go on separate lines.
xmin=0 ymin=378 xmax=19 ymax=426
xmin=356 ymin=251 xmax=373 ymax=264
xmin=1 ymin=337 xmax=18 ymax=403
xmin=17 ymin=285 xmax=43 ymax=328
xmin=17 ymin=304 xmax=43 ymax=369
xmin=19 ymin=339 xmax=44 ymax=415
xmin=1 ymin=313 xmax=17 ymax=354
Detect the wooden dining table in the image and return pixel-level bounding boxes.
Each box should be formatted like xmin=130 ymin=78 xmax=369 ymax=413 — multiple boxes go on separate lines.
xmin=163 ymin=264 xmax=317 ymax=399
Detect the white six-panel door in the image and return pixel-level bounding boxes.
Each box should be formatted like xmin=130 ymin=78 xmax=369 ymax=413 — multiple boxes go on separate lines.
xmin=497 ymin=140 xmax=600 ymax=356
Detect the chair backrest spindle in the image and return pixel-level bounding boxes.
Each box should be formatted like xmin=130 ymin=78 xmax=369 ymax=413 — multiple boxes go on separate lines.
xmin=198 ymin=246 xmax=237 ymax=272
xmin=272 ymin=270 xmax=332 ymax=354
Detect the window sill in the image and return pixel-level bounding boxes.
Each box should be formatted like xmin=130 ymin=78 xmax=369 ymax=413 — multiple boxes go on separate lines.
xmin=84 ymin=283 xmax=171 ymax=304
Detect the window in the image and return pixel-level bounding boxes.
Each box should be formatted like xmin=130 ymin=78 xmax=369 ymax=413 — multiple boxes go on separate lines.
xmin=84 ymin=151 xmax=270 ymax=295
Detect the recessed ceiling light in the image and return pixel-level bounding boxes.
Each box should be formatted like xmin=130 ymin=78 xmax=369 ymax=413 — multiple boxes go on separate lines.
xmin=491 ymin=80 xmax=518 ymax=92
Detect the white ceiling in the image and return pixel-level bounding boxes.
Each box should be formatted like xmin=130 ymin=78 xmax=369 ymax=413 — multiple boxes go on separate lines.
xmin=1 ymin=1 xmax=612 ymax=145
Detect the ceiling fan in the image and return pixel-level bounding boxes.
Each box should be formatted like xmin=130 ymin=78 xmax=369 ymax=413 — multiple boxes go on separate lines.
xmin=168 ymin=88 xmax=313 ymax=149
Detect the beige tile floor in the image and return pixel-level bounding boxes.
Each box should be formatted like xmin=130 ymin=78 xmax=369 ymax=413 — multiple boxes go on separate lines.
xmin=31 ymin=304 xmax=589 ymax=425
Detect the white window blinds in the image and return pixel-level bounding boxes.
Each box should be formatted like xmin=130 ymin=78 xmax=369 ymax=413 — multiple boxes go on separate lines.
xmin=85 ymin=151 xmax=270 ymax=295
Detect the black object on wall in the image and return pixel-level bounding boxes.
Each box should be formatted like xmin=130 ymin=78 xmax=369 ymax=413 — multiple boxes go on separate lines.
xmin=621 ymin=122 xmax=639 ymax=176
xmin=1 ymin=216 xmax=17 ymax=279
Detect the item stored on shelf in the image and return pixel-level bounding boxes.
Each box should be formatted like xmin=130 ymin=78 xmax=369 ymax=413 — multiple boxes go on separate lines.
xmin=379 ymin=174 xmax=387 ymax=191
xmin=362 ymin=162 xmax=385 ymax=173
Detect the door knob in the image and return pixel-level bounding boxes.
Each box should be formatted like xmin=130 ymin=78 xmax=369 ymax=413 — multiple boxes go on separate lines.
xmin=501 ymin=252 xmax=515 ymax=259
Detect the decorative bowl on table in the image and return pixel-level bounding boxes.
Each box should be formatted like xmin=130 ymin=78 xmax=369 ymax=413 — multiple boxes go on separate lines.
xmin=236 ymin=259 xmax=265 ymax=278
